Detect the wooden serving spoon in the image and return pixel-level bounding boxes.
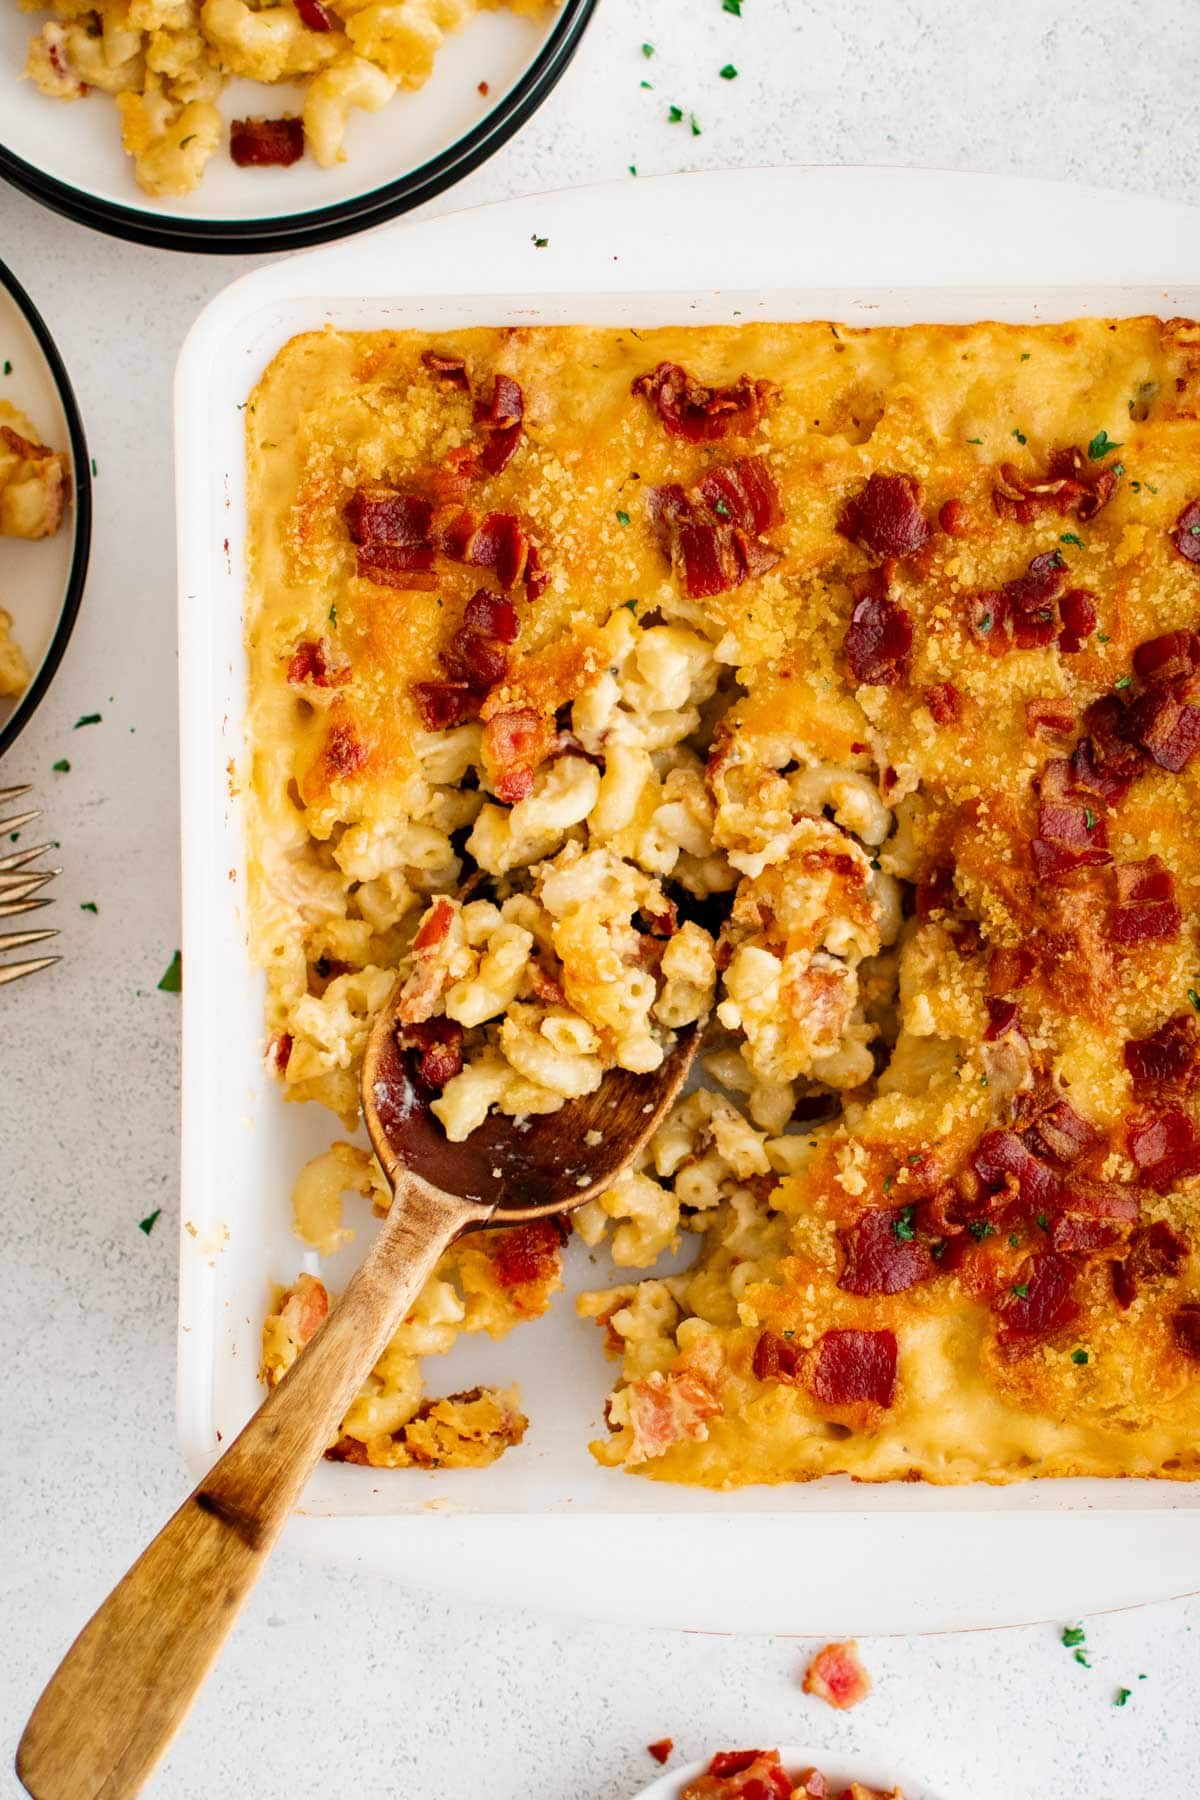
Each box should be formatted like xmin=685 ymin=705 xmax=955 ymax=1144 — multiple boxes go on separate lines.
xmin=16 ymin=991 xmax=701 ymax=1800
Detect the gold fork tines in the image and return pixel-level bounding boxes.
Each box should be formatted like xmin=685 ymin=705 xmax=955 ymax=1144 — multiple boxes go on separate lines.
xmin=0 ymin=789 xmax=60 ymax=984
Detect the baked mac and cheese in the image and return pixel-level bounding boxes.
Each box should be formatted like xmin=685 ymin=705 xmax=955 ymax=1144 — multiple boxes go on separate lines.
xmin=250 ymin=317 xmax=1200 ymax=1487
xmin=0 ymin=401 xmax=71 ymax=699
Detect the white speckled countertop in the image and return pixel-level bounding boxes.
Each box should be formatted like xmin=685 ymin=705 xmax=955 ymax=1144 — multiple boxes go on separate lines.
xmin=3 ymin=2 xmax=1199 ymax=1795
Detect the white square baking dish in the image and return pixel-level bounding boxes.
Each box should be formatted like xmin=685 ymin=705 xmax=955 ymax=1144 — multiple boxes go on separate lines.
xmin=175 ymin=165 xmax=1200 ymax=1634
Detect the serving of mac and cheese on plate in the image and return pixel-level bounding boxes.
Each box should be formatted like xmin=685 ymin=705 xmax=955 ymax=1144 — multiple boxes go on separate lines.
xmin=246 ymin=315 xmax=1200 ymax=1488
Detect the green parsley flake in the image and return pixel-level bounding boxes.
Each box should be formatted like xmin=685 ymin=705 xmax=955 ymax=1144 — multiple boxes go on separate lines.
xmin=720 ymin=63 xmax=738 ymax=78
xmin=1114 ymin=675 xmax=1132 ymax=690
xmin=668 ymin=104 xmax=684 ymax=122
xmin=158 ymin=950 xmax=183 ymax=993
xmin=907 ymin=1153 xmax=921 ymax=1165
xmin=1189 ymin=988 xmax=1200 ymax=1011
xmin=1012 ymin=428 xmax=1027 ymax=445
xmin=641 ymin=40 xmax=653 ymax=55
xmin=179 ymin=135 xmax=195 ymax=150
xmin=328 ymin=602 xmax=337 ymax=627
xmin=1071 ymin=1348 xmax=1089 ymax=1365
xmin=80 ymin=901 xmax=98 ymax=914
xmin=690 ymin=114 xmax=701 ymax=135
xmin=1061 ymin=532 xmax=1084 ymax=548
xmin=1021 ymin=352 xmax=1031 ymax=361
xmin=1008 ymin=1232 xmax=1020 ymax=1249
xmin=139 ymin=1208 xmax=162 ymax=1236
xmin=1111 ymin=462 xmax=1126 ymax=478
xmin=2 ymin=360 xmax=10 ymax=376
xmin=722 ymin=0 xmax=741 ymax=13
xmin=1084 ymin=808 xmax=1096 ymax=831
xmin=74 ymin=713 xmax=101 ymax=728
xmin=1011 ymin=1282 xmax=1029 ymax=1300
xmin=615 ymin=509 xmax=630 ymax=526
xmin=52 ymin=758 xmax=70 ymax=773
xmin=978 ymin=613 xmax=993 ymax=633
xmin=1097 ymin=631 xmax=1111 ymax=643
xmin=1088 ymin=428 xmax=1122 ymax=461
xmin=1114 ymin=1688 xmax=1131 ymax=1707
xmin=629 ymin=164 xmax=638 ymax=176
xmin=966 ymin=436 xmax=983 ymax=445
xmin=1061 ymin=1624 xmax=1086 ymax=1647
xmin=1037 ymin=1212 xmax=1050 ymax=1231
xmin=641 ymin=80 xmax=653 ymax=88
xmin=1075 ymin=1649 xmax=1092 ymax=1668
xmin=893 ymin=1206 xmax=916 ymax=1243
xmin=531 ymin=235 xmax=549 ymax=248
xmin=712 ymin=497 xmax=731 ymax=517
xmin=622 ymin=598 xmax=638 ymax=613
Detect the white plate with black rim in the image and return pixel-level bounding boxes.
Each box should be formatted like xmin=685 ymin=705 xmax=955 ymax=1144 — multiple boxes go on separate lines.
xmin=0 ymin=0 xmax=595 ymax=254
xmin=0 ymin=256 xmax=90 ymax=763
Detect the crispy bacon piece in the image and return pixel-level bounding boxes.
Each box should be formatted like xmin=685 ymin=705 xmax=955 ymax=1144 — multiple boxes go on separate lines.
xmin=484 ymin=707 xmax=554 ymax=803
xmin=278 ymin=1272 xmax=329 ymax=1346
xmin=287 ymin=637 xmax=349 ymax=688
xmin=647 ymin=1740 xmax=674 ymax=1766
xmin=471 ymin=373 xmax=525 ymax=476
xmin=345 ymin=489 xmax=432 ymax=546
xmin=844 ymin=595 xmax=913 ymax=687
xmin=751 ymin=1329 xmax=802 ymax=1382
xmin=1112 ymin=1220 xmax=1189 ymax=1308
xmin=984 ymin=998 xmax=1019 ymax=1041
xmin=441 ymin=509 xmax=540 ymax=592
xmin=411 ymin=681 xmax=477 ymax=730
xmin=993 ymin=445 xmax=1122 ymax=524
xmin=295 ymin=0 xmax=335 ymax=29
xmin=1109 ymin=857 xmax=1181 ymax=946
xmin=355 ymin=542 xmax=437 ymax=588
xmin=1119 ymin=684 xmax=1200 ymax=772
xmin=993 ymin=1252 xmax=1079 ymax=1341
xmin=265 ymin=1031 xmax=292 ymax=1075
xmin=441 ymin=588 xmax=519 ymax=694
xmin=939 ymin=496 xmax=971 ymax=537
xmin=1133 ymin=630 xmax=1200 ymax=684
xmin=1173 ymin=1303 xmax=1200 ymax=1359
xmin=230 ymin=116 xmax=305 ymax=167
xmin=1058 ymin=587 xmax=1098 ymax=654
xmin=1052 ymin=1214 xmax=1126 ymax=1256
xmin=624 ymin=1368 xmax=722 ymax=1463
xmin=682 ymin=1749 xmax=793 ymax=1800
xmin=838 ymin=472 xmax=931 ymax=558
xmin=1125 ymin=1015 xmax=1200 ymax=1095
xmin=697 ymin=455 xmax=785 ymax=533
xmin=838 ymin=1208 xmax=933 ymax=1295
xmin=489 ymin=1216 xmax=567 ymax=1292
xmin=971 ymin=1129 xmax=1061 ymax=1212
xmin=809 ymin=1329 xmax=898 ymax=1407
xmin=1031 ymin=756 xmax=1111 ymax=878
xmin=925 ymin=681 xmax=963 ymax=724
xmin=989 ymin=945 xmax=1035 ymax=994
xmin=802 ymin=1641 xmax=873 ymax=1711
xmin=1071 ymin=695 xmax=1144 ymax=805
xmin=1019 ymin=1092 xmax=1104 ymax=1166
xmin=1170 ymin=498 xmax=1200 ymax=565
xmin=413 ymin=896 xmax=454 ymax=952
xmin=632 ymin=361 xmax=778 ymax=443
xmin=397 ymin=1017 xmax=464 ymax=1090
xmin=322 ymin=722 xmax=365 ymax=778
xmin=421 ymin=349 xmax=470 ymax=387
xmin=1026 ymin=696 xmax=1075 ymax=738
xmin=1126 ymin=1108 xmax=1200 ymax=1189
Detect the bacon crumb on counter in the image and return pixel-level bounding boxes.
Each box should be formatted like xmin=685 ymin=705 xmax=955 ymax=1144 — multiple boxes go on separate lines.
xmin=802 ymin=1640 xmax=872 ymax=1711
xmin=647 ymin=1738 xmax=674 ymax=1765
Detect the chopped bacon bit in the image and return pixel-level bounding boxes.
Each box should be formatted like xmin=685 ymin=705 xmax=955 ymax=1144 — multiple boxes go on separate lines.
xmin=1023 ymin=1098 xmax=1103 ymax=1167
xmin=524 ymin=541 xmax=549 ymax=602
xmin=624 ymin=1368 xmax=722 ymax=1463
xmin=632 ymin=361 xmax=778 ymax=443
xmin=809 ymin=1329 xmax=897 ymax=1407
xmin=989 ymin=945 xmax=1035 ymax=993
xmin=993 ymin=445 xmax=1121 ymax=524
xmin=676 ymin=518 xmax=741 ymax=597
xmin=323 ymin=723 xmax=365 ymax=778
xmin=412 ymin=897 xmax=453 ymax=953
xmin=462 ymin=589 xmax=519 ymax=643
xmin=287 ymin=637 xmax=349 ymax=688
xmin=838 ymin=1207 xmax=933 ymax=1295
xmin=939 ymin=497 xmax=971 ymax=537
xmin=972 ymin=1129 xmax=1062 ymax=1212
xmin=230 ymin=116 xmax=305 ymax=167
xmin=752 ymin=1329 xmax=802 ymax=1382
xmin=1125 ymin=1015 xmax=1200 ymax=1095
xmin=525 ymin=959 xmax=565 ymax=1006
xmin=925 ymin=681 xmax=963 ymax=724
xmin=484 ymin=707 xmax=554 ymax=803
xmin=1031 ymin=756 xmax=1111 ymax=876
xmin=1173 ymin=1304 xmax=1200 ymax=1359
xmin=647 ymin=1740 xmax=674 ymax=1766
xmin=993 ymin=1251 xmax=1079 ymax=1341
xmin=265 ymin=1031 xmax=292 ymax=1075
xmin=1025 ymin=697 xmax=1076 ymax=738
xmin=1109 ymin=856 xmax=1181 ymax=946
xmin=421 ymin=349 xmax=470 ymax=386
xmin=345 ymin=489 xmax=432 ymax=546
xmin=649 ymin=464 xmax=784 ymax=599
xmin=489 ymin=1216 xmax=567 ymax=1292
xmin=844 ymin=594 xmax=913 ymax=687
xmin=1134 ymin=630 xmax=1200 ymax=683
xmin=1127 ymin=1108 xmax=1200 ymax=1190
xmin=397 ymin=1016 xmax=464 ymax=1090
xmin=1055 ymin=1174 xmax=1139 ymax=1222
xmin=802 ymin=1640 xmax=872 ymax=1711
xmin=1112 ymin=1220 xmax=1190 ymax=1308
xmin=1071 ymin=695 xmax=1144 ymax=804
xmin=278 ymin=1272 xmax=329 ymax=1345
xmin=1057 ymin=587 xmax=1098 ymax=653
xmin=1119 ymin=684 xmax=1200 ymax=772
xmin=446 ymin=509 xmax=535 ymax=590
xmin=838 ymin=472 xmax=931 ymax=558
xmin=697 ymin=455 xmax=786 ymax=533
xmin=441 ymin=589 xmax=519 ymax=695
xmin=475 ymin=372 xmax=523 ymax=431
xmin=1170 ymin=498 xmax=1200 ymax=565
xmin=984 ymin=997 xmax=1019 ymax=1040
xmin=295 ymin=0 xmax=335 ymax=29
xmin=1052 ymin=1214 xmax=1126 ymax=1256
xmin=412 ymin=681 xmax=477 ymax=730
xmin=356 ymin=543 xmax=438 ymax=588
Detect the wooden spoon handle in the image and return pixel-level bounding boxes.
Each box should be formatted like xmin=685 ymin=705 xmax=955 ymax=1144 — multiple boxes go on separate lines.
xmin=16 ymin=1179 xmax=474 ymax=1800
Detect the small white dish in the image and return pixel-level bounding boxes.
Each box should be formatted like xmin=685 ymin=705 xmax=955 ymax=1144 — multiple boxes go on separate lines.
xmin=631 ymin=1744 xmax=942 ymax=1800
xmin=0 ymin=256 xmax=90 ymax=760
xmin=0 ymin=0 xmax=595 ymax=253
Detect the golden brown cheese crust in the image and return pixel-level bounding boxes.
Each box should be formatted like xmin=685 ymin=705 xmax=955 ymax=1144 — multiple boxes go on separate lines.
xmin=248 ymin=317 xmax=1200 ymax=1486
